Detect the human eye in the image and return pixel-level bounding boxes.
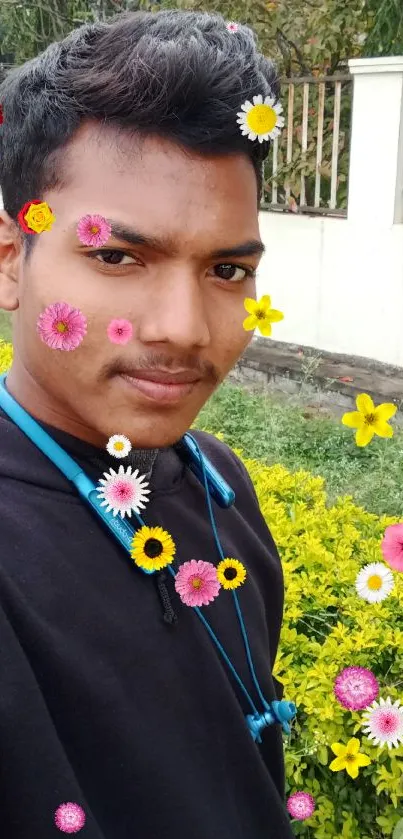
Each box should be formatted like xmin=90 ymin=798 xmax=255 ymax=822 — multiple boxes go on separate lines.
xmin=210 ymin=263 xmax=257 ymax=283
xmin=86 ymin=249 xmax=140 ymax=267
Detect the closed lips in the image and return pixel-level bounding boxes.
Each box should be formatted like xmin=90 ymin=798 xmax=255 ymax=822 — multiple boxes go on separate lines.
xmin=121 ymin=370 xmax=201 ymax=384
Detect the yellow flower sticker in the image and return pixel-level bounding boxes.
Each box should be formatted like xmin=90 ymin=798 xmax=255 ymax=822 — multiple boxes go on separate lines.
xmin=243 ymin=295 xmax=284 ymax=337
xmin=342 ymin=393 xmax=397 ymax=447
xmin=329 ymin=737 xmax=371 ymax=779
xmin=17 ymin=200 xmax=56 ymax=234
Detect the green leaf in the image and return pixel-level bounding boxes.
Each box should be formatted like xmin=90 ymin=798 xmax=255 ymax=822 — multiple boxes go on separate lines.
xmin=393 ymin=818 xmax=403 ymax=839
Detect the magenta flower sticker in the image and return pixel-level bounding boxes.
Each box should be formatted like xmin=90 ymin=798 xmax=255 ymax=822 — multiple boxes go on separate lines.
xmin=174 ymin=559 xmax=221 ymax=607
xmin=77 ymin=213 xmax=111 ymax=247
xmin=107 ymin=318 xmax=133 ymax=345
xmin=334 ymin=666 xmax=379 ymax=711
xmin=37 ymin=302 xmax=87 ymax=351
xmin=226 ymin=21 xmax=239 ymax=32
xmin=381 ymin=523 xmax=403 ymax=572
xmin=286 ymin=791 xmax=316 ymax=821
xmin=54 ymin=802 xmax=86 ymax=834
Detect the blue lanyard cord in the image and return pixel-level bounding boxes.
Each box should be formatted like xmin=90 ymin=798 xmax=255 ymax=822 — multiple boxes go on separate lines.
xmin=111 ymin=504 xmax=260 ymax=715
xmin=186 ymin=433 xmax=272 ymax=715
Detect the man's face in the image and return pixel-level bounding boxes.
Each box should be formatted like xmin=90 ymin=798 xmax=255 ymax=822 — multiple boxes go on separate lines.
xmin=0 ymin=122 xmax=264 ymax=448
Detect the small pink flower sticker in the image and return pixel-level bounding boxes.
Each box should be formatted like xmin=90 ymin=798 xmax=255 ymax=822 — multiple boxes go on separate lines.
xmin=226 ymin=21 xmax=239 ymax=32
xmin=286 ymin=791 xmax=316 ymax=821
xmin=107 ymin=318 xmax=133 ymax=345
xmin=334 ymin=666 xmax=379 ymax=711
xmin=54 ymin=802 xmax=86 ymax=833
xmin=175 ymin=559 xmax=221 ymax=607
xmin=77 ymin=213 xmax=111 ymax=247
xmin=37 ymin=302 xmax=87 ymax=351
xmin=381 ymin=523 xmax=403 ymax=572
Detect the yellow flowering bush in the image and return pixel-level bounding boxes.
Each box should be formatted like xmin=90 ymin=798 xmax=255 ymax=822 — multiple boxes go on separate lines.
xmin=0 ymin=339 xmax=13 ymax=372
xmin=199 ymin=428 xmax=403 ymax=838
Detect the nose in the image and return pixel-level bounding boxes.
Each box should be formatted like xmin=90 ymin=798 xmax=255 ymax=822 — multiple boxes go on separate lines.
xmin=137 ymin=266 xmax=211 ymax=350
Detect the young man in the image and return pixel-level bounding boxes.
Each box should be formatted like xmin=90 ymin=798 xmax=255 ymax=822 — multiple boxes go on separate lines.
xmin=0 ymin=10 xmax=296 ymax=838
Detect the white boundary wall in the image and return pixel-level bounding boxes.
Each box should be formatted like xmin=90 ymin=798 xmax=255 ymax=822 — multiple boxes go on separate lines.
xmin=257 ymin=57 xmax=403 ymax=368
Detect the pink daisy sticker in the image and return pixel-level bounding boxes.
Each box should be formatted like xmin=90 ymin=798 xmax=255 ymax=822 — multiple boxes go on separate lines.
xmin=77 ymin=213 xmax=111 ymax=247
xmin=107 ymin=318 xmax=133 ymax=345
xmin=334 ymin=666 xmax=379 ymax=711
xmin=286 ymin=791 xmax=316 ymax=821
xmin=96 ymin=465 xmax=150 ymax=518
xmin=226 ymin=21 xmax=239 ymax=32
xmin=37 ymin=302 xmax=87 ymax=351
xmin=381 ymin=523 xmax=403 ymax=572
xmin=54 ymin=802 xmax=86 ymax=834
xmin=361 ymin=696 xmax=403 ymax=749
xmin=175 ymin=559 xmax=221 ymax=607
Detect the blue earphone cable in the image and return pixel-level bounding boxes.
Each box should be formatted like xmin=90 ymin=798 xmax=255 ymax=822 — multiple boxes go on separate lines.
xmin=186 ymin=432 xmax=272 ymax=714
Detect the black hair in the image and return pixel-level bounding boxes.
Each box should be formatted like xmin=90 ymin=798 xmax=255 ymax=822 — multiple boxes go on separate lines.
xmin=0 ymin=9 xmax=279 ymax=258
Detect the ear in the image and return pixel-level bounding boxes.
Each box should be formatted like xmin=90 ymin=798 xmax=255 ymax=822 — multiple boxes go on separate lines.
xmin=0 ymin=210 xmax=23 ymax=312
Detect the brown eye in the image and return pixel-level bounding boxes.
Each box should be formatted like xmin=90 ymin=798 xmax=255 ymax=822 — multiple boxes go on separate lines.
xmin=93 ymin=250 xmax=136 ymax=265
xmin=212 ymin=263 xmax=255 ymax=282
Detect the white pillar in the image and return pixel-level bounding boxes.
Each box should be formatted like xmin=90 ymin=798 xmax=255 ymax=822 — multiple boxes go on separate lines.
xmin=348 ymin=56 xmax=403 ymax=226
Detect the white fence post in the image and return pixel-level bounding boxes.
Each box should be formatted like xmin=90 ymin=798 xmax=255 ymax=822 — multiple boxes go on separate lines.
xmin=348 ymin=56 xmax=403 ymax=226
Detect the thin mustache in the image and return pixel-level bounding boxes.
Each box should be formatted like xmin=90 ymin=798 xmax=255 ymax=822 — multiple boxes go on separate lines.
xmin=106 ymin=356 xmax=219 ymax=383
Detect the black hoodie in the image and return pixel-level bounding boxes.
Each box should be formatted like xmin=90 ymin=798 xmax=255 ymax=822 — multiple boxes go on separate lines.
xmin=0 ymin=404 xmax=295 ymax=839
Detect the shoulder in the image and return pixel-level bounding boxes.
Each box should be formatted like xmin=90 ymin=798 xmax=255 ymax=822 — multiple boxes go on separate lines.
xmin=189 ymin=429 xmax=256 ymax=493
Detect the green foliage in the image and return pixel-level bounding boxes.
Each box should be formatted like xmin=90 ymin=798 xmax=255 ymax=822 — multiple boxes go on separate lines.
xmin=194 ymin=380 xmax=403 ymax=519
xmin=195 ymin=430 xmax=403 ymax=837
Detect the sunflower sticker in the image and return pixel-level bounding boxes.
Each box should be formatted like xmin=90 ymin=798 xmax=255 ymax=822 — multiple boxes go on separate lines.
xmin=237 ymin=94 xmax=284 ymax=143
xmin=131 ymin=525 xmax=176 ymax=572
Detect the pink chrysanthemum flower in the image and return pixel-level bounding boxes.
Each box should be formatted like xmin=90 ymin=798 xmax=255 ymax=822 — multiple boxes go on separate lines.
xmin=175 ymin=559 xmax=221 ymax=607
xmin=54 ymin=802 xmax=86 ymax=834
xmin=381 ymin=523 xmax=403 ymax=572
xmin=76 ymin=213 xmax=111 ymax=247
xmin=107 ymin=318 xmax=133 ymax=345
xmin=96 ymin=465 xmax=150 ymax=518
xmin=334 ymin=666 xmax=379 ymax=711
xmin=361 ymin=696 xmax=403 ymax=750
xmin=37 ymin=302 xmax=87 ymax=351
xmin=226 ymin=21 xmax=239 ymax=32
xmin=286 ymin=791 xmax=316 ymax=821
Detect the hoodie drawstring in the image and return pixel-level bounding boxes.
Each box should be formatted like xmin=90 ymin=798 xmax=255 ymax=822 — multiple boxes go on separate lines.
xmin=155 ymin=570 xmax=178 ymax=625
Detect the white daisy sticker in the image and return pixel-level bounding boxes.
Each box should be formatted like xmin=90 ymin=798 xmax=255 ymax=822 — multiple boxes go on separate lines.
xmin=355 ymin=562 xmax=394 ymax=603
xmin=96 ymin=465 xmax=151 ymax=518
xmin=106 ymin=434 xmax=132 ymax=459
xmin=361 ymin=696 xmax=403 ymax=750
xmin=236 ymin=94 xmax=284 ymax=143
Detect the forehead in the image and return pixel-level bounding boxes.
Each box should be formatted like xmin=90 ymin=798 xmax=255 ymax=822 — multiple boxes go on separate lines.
xmin=53 ymin=121 xmax=260 ymax=248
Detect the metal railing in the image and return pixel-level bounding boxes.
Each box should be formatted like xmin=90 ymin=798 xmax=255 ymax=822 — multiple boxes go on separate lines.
xmin=261 ymin=74 xmax=353 ymax=217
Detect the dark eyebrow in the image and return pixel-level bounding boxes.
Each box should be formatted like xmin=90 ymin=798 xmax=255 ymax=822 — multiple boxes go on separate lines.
xmin=74 ymin=219 xmax=265 ymax=259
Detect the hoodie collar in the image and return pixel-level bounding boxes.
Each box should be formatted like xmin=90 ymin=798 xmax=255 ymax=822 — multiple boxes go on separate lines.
xmin=0 ymin=408 xmax=186 ymax=497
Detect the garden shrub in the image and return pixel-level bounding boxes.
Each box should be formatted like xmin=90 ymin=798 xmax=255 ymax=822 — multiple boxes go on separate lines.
xmin=0 ymin=339 xmax=12 ymax=373
xmin=230 ymin=438 xmax=403 ymax=838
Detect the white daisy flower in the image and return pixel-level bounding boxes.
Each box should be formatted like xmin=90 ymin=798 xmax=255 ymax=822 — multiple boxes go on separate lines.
xmin=361 ymin=696 xmax=403 ymax=750
xmin=106 ymin=434 xmax=132 ymax=459
xmin=355 ymin=562 xmax=394 ymax=603
xmin=96 ymin=465 xmax=151 ymax=518
xmin=236 ymin=93 xmax=285 ymax=143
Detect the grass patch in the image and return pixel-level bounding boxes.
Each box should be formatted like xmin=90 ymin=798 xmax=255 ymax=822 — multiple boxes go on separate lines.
xmin=194 ymin=380 xmax=403 ymax=518
xmin=0 ymin=311 xmax=11 ymax=343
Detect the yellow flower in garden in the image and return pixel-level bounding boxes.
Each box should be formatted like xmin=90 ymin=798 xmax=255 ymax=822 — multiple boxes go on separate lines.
xmin=24 ymin=201 xmax=55 ymax=233
xmin=329 ymin=737 xmax=371 ymax=779
xmin=217 ymin=558 xmax=247 ymax=590
xmin=243 ymin=295 xmax=284 ymax=337
xmin=342 ymin=393 xmax=397 ymax=447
